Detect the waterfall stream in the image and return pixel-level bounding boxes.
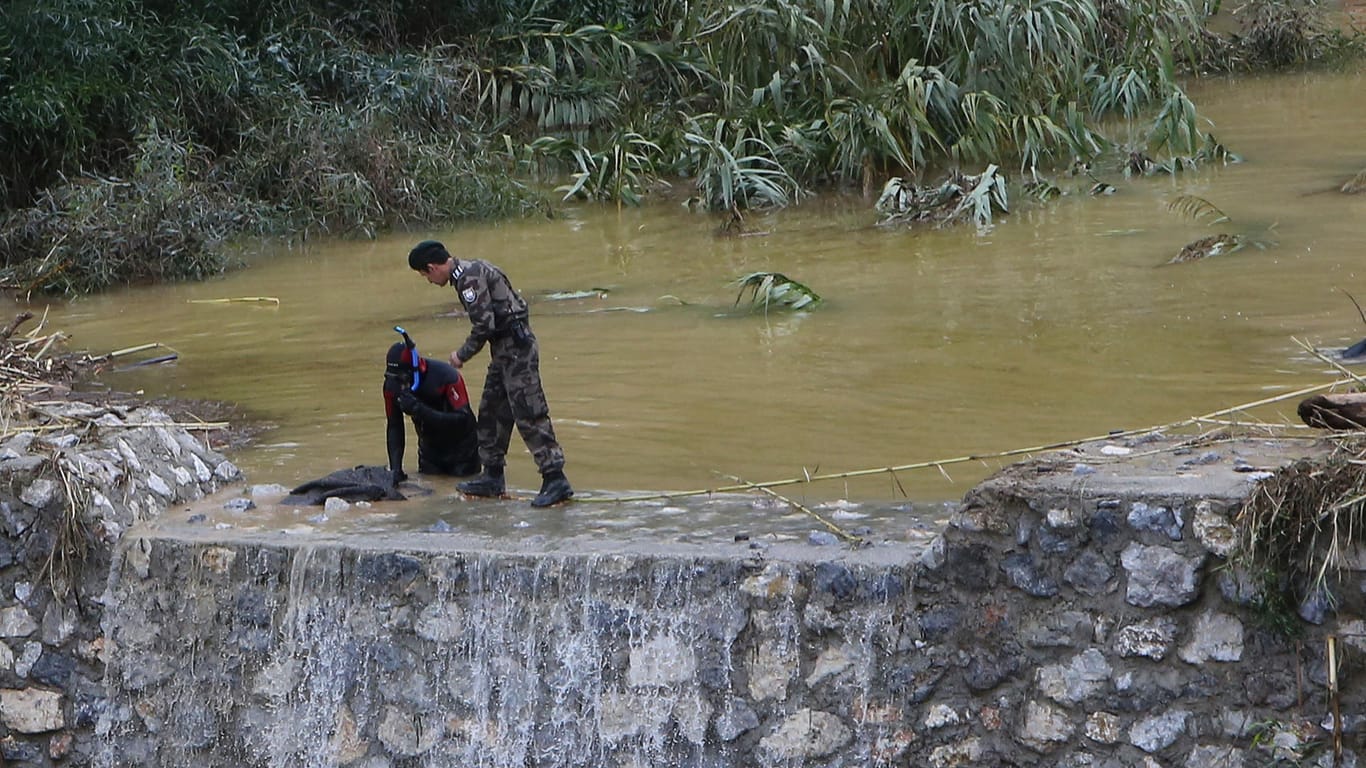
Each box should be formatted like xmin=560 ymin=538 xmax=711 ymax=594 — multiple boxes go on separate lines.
xmin=99 ymin=532 xmax=916 ymax=767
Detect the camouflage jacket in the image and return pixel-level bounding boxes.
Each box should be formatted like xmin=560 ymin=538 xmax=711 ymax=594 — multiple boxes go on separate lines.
xmin=450 ymin=259 xmax=530 ymax=362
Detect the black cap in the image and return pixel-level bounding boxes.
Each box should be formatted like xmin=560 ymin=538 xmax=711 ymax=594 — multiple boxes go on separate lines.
xmin=408 ymin=240 xmax=449 ymax=271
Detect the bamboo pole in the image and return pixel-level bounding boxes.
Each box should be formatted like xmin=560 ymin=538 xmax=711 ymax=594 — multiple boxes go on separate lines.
xmin=722 ymin=474 xmax=862 ymax=544
xmin=106 ymin=343 xmax=166 ymax=358
xmin=600 ymin=377 xmax=1358 ymax=504
xmin=89 ymin=341 xmax=181 ymax=365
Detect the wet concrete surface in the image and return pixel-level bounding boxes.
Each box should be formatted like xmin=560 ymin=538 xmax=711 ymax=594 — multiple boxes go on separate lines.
xmin=157 ymin=478 xmax=950 ymax=566
xmin=146 ymin=432 xmax=1337 ymax=566
xmin=1001 ymin=431 xmax=1335 ymax=501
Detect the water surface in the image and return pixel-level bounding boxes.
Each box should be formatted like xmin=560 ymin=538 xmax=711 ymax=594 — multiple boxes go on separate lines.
xmin=12 ymin=67 xmax=1364 ymax=505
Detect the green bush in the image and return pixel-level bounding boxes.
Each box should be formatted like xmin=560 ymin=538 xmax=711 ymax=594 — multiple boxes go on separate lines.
xmin=0 ymin=125 xmax=261 ymax=294
xmin=0 ymin=0 xmax=1359 ymax=293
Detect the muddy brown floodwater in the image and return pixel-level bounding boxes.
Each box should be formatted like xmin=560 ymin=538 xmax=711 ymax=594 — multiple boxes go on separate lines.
xmin=9 ymin=65 xmax=1364 ymax=506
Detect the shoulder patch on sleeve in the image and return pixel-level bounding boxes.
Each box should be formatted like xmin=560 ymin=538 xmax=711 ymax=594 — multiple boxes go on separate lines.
xmin=461 ymin=287 xmax=478 ymax=304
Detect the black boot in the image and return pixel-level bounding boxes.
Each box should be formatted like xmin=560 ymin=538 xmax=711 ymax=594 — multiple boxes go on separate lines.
xmin=531 ymin=470 xmax=573 ymax=507
xmin=458 ymin=466 xmax=505 ymax=497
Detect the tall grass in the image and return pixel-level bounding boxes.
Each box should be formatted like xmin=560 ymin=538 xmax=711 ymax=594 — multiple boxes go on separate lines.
xmin=0 ymin=0 xmax=1359 ymax=292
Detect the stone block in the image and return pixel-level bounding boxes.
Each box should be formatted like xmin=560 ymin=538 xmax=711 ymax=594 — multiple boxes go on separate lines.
xmin=0 ymin=688 xmax=64 ymax=733
xmin=1121 ymin=543 xmax=1203 ymax=607
xmin=0 ymin=606 xmax=38 ymax=638
xmin=758 ymin=709 xmax=850 ymax=763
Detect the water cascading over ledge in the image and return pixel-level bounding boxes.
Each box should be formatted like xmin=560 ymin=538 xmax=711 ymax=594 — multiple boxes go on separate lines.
xmin=98 ymin=533 xmax=917 ymax=767
xmin=93 ymin=434 xmax=1365 ymax=767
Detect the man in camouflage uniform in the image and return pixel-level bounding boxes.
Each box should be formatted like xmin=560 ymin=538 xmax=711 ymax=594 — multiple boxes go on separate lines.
xmin=407 ymin=240 xmax=573 ymax=507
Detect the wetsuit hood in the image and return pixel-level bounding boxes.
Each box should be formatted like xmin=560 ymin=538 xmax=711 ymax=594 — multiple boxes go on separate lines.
xmin=385 ymin=341 xmax=426 ymax=391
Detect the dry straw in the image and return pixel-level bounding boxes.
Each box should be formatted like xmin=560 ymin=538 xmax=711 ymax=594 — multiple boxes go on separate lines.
xmin=1 ymin=311 xmax=226 ymax=438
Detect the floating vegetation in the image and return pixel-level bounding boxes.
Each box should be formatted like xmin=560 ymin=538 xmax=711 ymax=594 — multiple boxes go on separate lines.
xmin=714 ymin=207 xmax=771 ymax=238
xmin=1194 ymin=135 xmax=1241 ymax=166
xmin=732 ymin=273 xmax=822 ymax=312
xmin=1127 ymin=136 xmax=1242 ymax=178
xmin=1019 ymin=164 xmax=1116 ymax=201
xmin=1015 ymin=135 xmax=1240 ymax=212
xmin=187 ymin=297 xmax=281 ymax=305
xmin=1168 ymin=233 xmax=1248 ymax=264
xmin=99 ymin=342 xmax=180 ymax=371
xmin=1341 ymin=169 xmax=1366 ymax=195
xmin=1163 ymin=194 xmax=1275 ymax=264
xmin=1022 ymin=178 xmax=1062 ymax=201
xmin=1125 ymin=150 xmax=1157 ymax=177
xmin=538 ymin=288 xmax=612 ymax=301
xmin=1167 ymin=195 xmax=1231 ymax=225
xmin=876 ymin=166 xmax=1009 ymax=230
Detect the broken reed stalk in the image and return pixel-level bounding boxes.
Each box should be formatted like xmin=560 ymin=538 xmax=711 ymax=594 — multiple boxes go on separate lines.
xmin=187 ymin=297 xmax=280 ymax=305
xmin=1292 ymin=336 xmax=1366 ymax=389
xmin=91 ymin=342 xmax=181 ymax=370
xmin=1191 ymin=417 xmax=1314 ymax=431
xmin=722 ymin=474 xmax=862 ymax=544
xmin=601 ymin=377 xmax=1357 ymax=504
xmin=31 ymin=332 xmax=65 ymax=361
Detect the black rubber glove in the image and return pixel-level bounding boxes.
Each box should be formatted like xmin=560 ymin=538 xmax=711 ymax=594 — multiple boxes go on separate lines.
xmin=395 ymin=389 xmax=420 ymax=415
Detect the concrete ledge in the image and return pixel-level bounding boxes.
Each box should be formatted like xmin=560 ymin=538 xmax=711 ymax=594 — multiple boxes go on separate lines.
xmin=92 ymin=433 xmax=1361 ymax=768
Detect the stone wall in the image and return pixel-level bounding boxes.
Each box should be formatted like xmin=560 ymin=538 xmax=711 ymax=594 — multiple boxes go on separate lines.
xmin=3 ymin=418 xmax=1364 ymax=767
xmin=911 ymin=440 xmax=1363 ymax=767
xmin=0 ymin=403 xmax=239 ymax=765
xmin=95 ymin=435 xmax=1364 ymax=767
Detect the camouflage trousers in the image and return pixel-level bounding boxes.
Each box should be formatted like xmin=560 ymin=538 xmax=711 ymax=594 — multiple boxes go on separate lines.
xmin=476 ymin=329 xmax=565 ymax=475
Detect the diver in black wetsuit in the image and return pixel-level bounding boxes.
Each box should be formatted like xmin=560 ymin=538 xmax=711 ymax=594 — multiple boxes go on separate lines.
xmin=384 ymin=335 xmax=480 ymax=484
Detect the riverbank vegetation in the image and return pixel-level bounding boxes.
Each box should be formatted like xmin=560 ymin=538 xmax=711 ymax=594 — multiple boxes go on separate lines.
xmin=1 ymin=0 xmax=1360 ymax=294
